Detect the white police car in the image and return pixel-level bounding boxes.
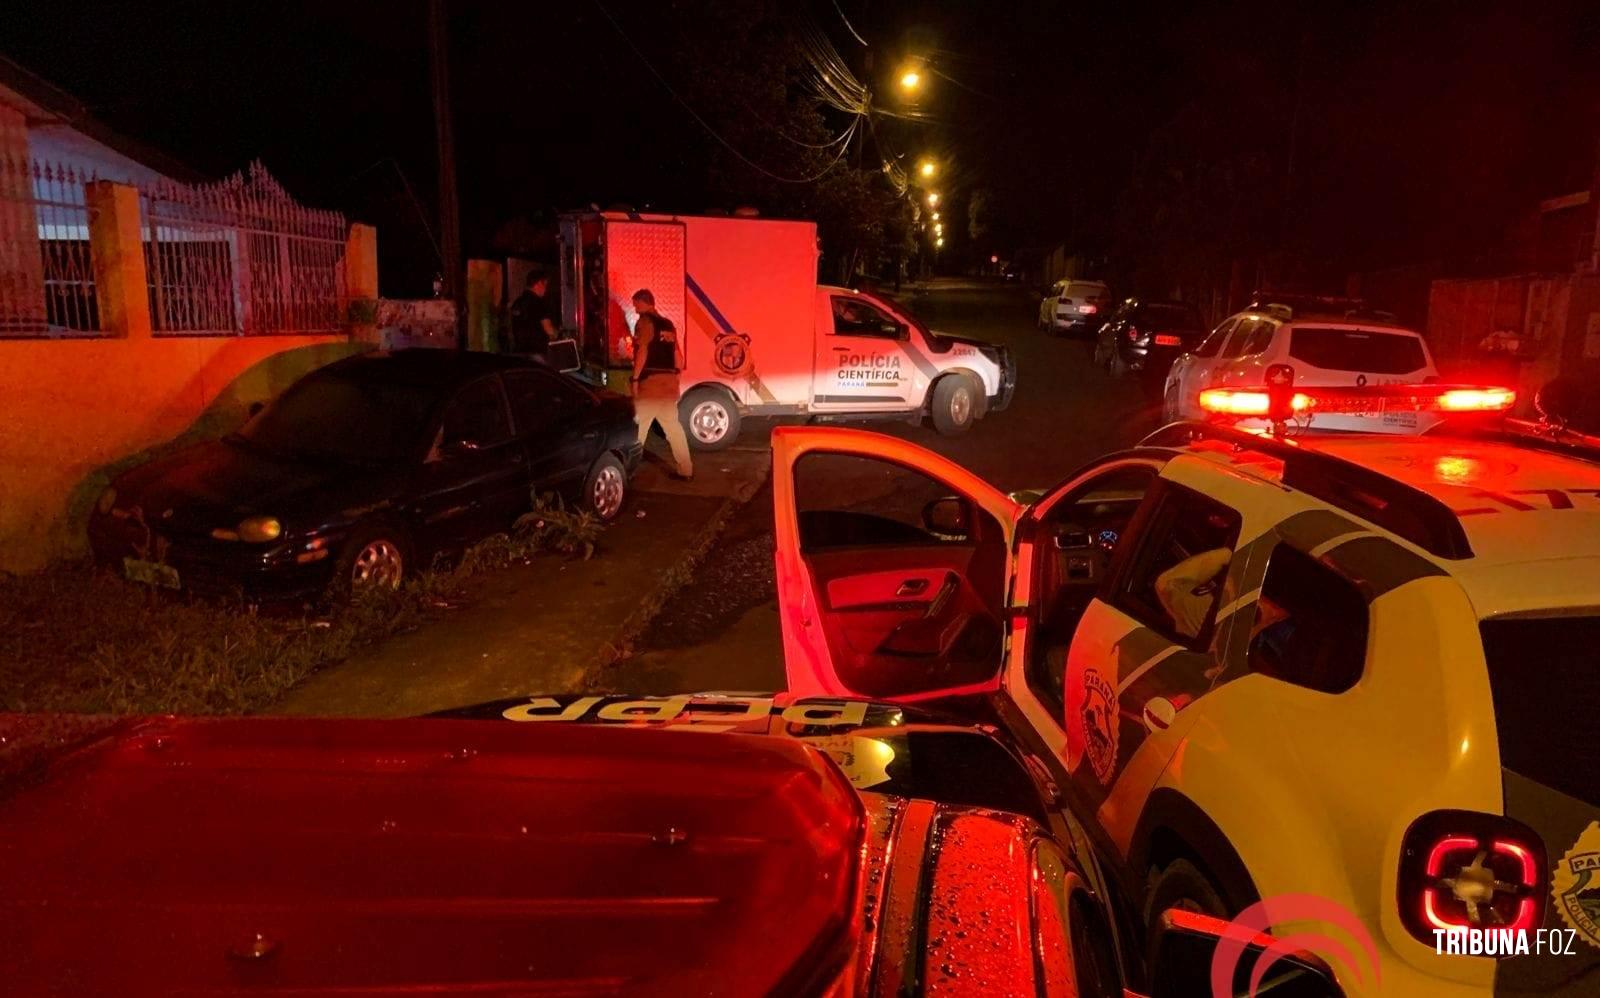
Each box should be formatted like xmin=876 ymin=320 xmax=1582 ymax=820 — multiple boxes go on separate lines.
xmin=773 ymin=380 xmax=1598 ymax=995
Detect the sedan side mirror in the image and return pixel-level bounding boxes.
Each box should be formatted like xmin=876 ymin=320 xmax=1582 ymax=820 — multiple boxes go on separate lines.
xmin=922 ymin=497 xmax=971 ymax=541
xmin=1143 ymin=909 xmax=1347 ymax=998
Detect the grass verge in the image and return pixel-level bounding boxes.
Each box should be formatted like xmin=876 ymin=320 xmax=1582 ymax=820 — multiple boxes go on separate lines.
xmin=0 ymin=496 xmax=602 ymax=716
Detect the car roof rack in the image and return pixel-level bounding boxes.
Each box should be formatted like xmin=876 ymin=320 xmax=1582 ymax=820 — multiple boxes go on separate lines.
xmin=1142 ymin=421 xmax=1474 ymax=559
xmin=1245 ymin=290 xmax=1399 ymax=325
xmin=1483 ymin=417 xmax=1600 ymax=467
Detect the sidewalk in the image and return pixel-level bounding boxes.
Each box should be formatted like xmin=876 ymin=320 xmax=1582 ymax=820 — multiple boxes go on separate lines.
xmin=273 ymin=437 xmax=770 ymax=718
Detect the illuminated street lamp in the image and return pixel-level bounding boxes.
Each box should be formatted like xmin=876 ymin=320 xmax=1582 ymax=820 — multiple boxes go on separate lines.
xmin=934 ymin=223 xmax=943 ymax=235
xmin=926 ymin=192 xmax=940 ymax=207
xmin=935 ymin=237 xmax=945 ymax=247
xmin=899 ymin=69 xmax=922 ymax=91
xmin=931 ymin=211 xmax=940 ymax=221
xmin=918 ymin=159 xmax=937 ymax=179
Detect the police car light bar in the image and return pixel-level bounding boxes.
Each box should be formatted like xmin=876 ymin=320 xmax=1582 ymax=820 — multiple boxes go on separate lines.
xmin=1198 ymin=384 xmax=1515 ymax=420
xmin=1197 ymin=387 xmax=1309 ymax=416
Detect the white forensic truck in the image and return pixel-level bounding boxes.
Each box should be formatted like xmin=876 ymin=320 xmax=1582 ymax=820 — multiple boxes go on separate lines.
xmin=558 ymin=211 xmax=1015 ymax=450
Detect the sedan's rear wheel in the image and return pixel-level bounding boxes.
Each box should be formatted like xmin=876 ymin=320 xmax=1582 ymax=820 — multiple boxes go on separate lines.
xmin=583 ymin=453 xmax=628 ymax=521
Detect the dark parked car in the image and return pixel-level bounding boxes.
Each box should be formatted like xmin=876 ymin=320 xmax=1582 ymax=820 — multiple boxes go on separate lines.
xmin=1092 ymin=298 xmax=1205 ymax=391
xmin=89 ymin=350 xmax=640 ymax=602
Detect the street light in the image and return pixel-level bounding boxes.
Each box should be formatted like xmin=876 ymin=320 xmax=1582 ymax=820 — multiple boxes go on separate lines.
xmin=899 ymin=69 xmax=922 ymax=91
xmin=918 ymin=159 xmax=937 ymax=179
xmin=927 ymin=192 xmax=940 ymax=207
xmin=936 ymin=237 xmax=944 ymax=247
xmin=931 ymin=211 xmax=940 ymax=221
xmin=934 ymin=223 xmax=943 ymax=235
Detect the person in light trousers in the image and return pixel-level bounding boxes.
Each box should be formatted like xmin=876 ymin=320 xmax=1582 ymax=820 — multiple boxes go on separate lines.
xmin=629 ymin=289 xmax=693 ymax=480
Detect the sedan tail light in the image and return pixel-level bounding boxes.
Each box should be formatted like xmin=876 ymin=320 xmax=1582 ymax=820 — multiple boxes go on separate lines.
xmin=1153 ymin=334 xmax=1183 ymax=347
xmin=1078 ymin=303 xmax=1098 ymax=314
xmin=1398 ymin=810 xmax=1545 ymax=948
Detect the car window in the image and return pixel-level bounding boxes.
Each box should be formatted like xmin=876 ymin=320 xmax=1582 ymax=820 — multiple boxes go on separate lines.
xmin=831 ymin=296 xmax=904 ymax=339
xmin=1246 ymin=544 xmax=1367 ymax=693
xmin=1239 ymin=318 xmax=1277 ymax=356
xmin=1029 ymin=464 xmax=1163 ymax=720
xmin=794 ymin=452 xmax=1001 ymax=552
xmin=440 ymin=377 xmax=512 ymax=448
xmin=239 ymin=372 xmax=436 ymax=464
xmin=1191 ymin=319 xmax=1235 ymax=358
xmin=1480 ymin=615 xmax=1600 ymax=807
xmin=1113 ymin=482 xmax=1241 ymax=648
xmin=1067 ymin=282 xmax=1107 ymax=301
xmin=1288 ymin=327 xmax=1428 ymax=374
xmin=1220 ymin=319 xmax=1261 ymax=358
xmin=502 ymin=369 xmax=584 ymax=435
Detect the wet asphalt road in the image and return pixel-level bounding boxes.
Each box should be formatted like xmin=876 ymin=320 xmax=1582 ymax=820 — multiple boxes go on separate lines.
xmin=627 ymin=278 xmax=1166 ymax=680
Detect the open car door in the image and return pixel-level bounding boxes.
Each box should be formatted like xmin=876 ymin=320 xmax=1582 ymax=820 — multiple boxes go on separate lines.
xmin=772 ymin=426 xmax=1021 ymax=700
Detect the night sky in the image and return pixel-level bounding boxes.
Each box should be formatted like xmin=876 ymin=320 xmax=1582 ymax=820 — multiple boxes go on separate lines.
xmin=5 ymin=1 xmax=1597 ymax=296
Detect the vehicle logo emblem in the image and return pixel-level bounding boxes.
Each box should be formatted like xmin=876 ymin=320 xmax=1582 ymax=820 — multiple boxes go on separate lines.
xmin=713 ymin=332 xmax=750 ymax=377
xmin=1080 ymin=668 xmax=1119 ymax=784
xmin=1552 ymin=820 xmax=1600 ymax=951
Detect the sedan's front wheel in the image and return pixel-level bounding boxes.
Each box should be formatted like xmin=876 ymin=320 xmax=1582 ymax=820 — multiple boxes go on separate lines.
xmin=330 ymin=522 xmax=409 ymax=601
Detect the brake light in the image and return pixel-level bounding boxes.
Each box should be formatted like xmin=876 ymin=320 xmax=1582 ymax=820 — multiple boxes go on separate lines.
xmin=1154 ymin=334 xmax=1183 ymax=347
xmin=1398 ymin=811 xmax=1545 ymax=949
xmin=1437 ymin=387 xmax=1516 ymax=412
xmin=1198 ymin=388 xmax=1311 ymax=416
xmin=1078 ymin=304 xmax=1097 ymax=314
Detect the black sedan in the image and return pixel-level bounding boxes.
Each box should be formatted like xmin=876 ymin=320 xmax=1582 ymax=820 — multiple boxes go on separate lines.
xmin=89 ymin=350 xmax=640 ymax=602
xmin=1092 ymin=298 xmax=1205 ymax=392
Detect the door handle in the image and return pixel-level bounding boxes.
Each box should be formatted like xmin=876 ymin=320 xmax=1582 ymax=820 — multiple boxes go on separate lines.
xmin=895 ymin=578 xmax=929 ymax=597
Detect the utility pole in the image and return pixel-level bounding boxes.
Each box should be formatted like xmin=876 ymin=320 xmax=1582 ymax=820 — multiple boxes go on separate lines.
xmin=428 ymin=0 xmax=465 ymax=348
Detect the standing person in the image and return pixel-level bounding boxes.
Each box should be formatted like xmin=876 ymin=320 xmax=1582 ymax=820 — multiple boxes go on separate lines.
xmin=507 ymin=266 xmax=557 ymax=357
xmin=630 ymin=289 xmax=693 ymax=480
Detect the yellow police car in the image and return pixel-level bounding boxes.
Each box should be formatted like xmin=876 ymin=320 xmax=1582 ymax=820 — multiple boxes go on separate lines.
xmin=772 ymin=382 xmax=1598 ymax=996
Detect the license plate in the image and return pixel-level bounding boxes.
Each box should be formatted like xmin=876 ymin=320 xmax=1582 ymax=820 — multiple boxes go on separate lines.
xmin=123 ymin=557 xmax=180 ymax=590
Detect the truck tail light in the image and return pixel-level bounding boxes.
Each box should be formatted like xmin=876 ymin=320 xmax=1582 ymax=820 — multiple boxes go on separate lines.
xmin=1153 ymin=334 xmax=1183 ymax=347
xmin=1398 ymin=810 xmax=1545 ymax=949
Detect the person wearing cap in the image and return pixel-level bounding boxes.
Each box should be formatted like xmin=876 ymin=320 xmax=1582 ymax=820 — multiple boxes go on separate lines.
xmin=507 ymin=267 xmax=557 ymax=357
xmin=630 ymin=288 xmax=693 ymax=480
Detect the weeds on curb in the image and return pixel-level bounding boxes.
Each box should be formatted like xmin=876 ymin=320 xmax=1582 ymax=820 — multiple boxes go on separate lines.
xmin=0 ymin=493 xmax=604 ymax=716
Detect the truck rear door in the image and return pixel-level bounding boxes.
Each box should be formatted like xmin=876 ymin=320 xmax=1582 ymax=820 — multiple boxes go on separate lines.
xmin=810 ymin=291 xmax=920 ymax=412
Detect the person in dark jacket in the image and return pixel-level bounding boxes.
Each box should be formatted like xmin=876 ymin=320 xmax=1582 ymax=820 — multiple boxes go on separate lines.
xmin=507 ymin=267 xmax=557 ymax=356
xmin=630 ymin=288 xmax=692 ymax=479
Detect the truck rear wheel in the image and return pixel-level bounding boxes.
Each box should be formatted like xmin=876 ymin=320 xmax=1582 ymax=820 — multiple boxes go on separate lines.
xmin=680 ymin=387 xmax=741 ymax=451
xmin=931 ymin=375 xmax=978 ymax=435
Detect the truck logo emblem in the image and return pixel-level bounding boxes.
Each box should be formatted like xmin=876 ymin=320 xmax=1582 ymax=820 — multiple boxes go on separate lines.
xmin=713 ymin=332 xmax=750 ymax=377
xmin=1553 ymin=821 xmax=1600 ymax=951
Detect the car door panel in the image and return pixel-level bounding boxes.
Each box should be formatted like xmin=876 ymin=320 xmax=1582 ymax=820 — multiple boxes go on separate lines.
xmin=773 ymin=426 xmax=1019 ymax=701
xmin=812 ymin=294 xmax=916 ymax=410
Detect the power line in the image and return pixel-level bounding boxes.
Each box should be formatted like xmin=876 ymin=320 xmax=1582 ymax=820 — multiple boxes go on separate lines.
xmin=591 ymin=0 xmax=856 ymax=184
xmin=830 ymin=0 xmax=869 ymax=47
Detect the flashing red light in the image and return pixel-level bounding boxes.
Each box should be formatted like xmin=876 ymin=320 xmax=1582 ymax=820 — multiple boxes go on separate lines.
xmin=1437 ymin=387 xmax=1516 ymax=413
xmin=1153 ymin=334 xmax=1183 ymax=347
xmin=1198 ymin=388 xmax=1311 ymax=416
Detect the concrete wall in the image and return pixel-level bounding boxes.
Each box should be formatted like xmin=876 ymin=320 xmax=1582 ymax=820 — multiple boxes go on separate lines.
xmin=0 ymin=181 xmax=374 ymax=572
xmin=0 ymin=335 xmax=366 ymax=571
